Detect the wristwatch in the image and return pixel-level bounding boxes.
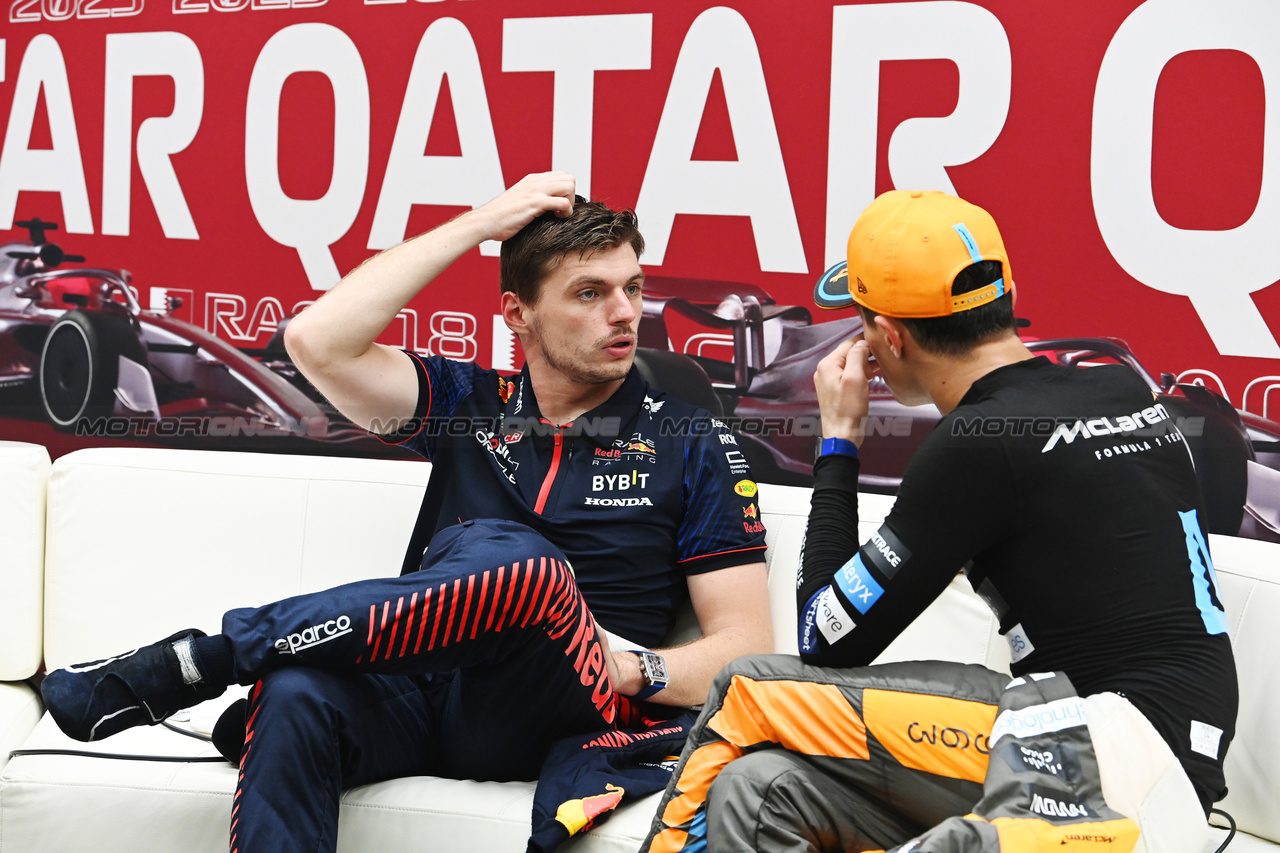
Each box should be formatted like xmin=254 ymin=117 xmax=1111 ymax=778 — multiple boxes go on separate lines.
xmin=633 ymin=650 xmax=669 ymax=699
xmin=815 ymin=436 xmax=859 ymax=461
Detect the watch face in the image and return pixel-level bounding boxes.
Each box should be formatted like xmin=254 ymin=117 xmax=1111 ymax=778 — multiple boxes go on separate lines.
xmin=641 ymin=652 xmax=669 ymax=684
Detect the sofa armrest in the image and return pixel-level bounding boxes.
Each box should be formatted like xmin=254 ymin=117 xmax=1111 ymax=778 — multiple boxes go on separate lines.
xmin=0 ymin=681 xmax=42 ymax=772
xmin=0 ymin=442 xmax=51 ymax=681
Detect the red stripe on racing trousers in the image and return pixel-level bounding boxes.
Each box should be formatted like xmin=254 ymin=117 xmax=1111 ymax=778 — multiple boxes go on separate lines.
xmin=496 ymin=562 xmax=520 ymax=631
xmin=358 ymin=604 xmax=375 ymax=663
xmin=456 ymin=575 xmax=475 ymax=642
xmin=486 ymin=564 xmax=505 ymax=631
xmin=521 ymin=558 xmax=548 ymax=628
xmin=554 ymin=593 xmax=617 ymax=721
xmin=442 ymin=578 xmax=461 ymax=647
xmin=231 ymin=680 xmax=264 ymax=853
xmin=510 ymin=558 xmax=534 ymax=625
xmin=471 ymin=570 xmax=491 ymax=640
xmin=399 ymin=592 xmax=418 ymax=658
xmin=546 ymin=578 xmax=579 ymax=640
xmin=428 ymin=583 xmax=445 ymax=650
xmin=414 ymin=588 xmax=433 ymax=655
xmin=385 ymin=596 xmax=404 ymax=661
xmin=369 ymin=600 xmax=390 ymax=660
xmin=549 ymin=570 xmax=577 ymax=629
xmin=532 ymin=561 xmax=559 ymax=625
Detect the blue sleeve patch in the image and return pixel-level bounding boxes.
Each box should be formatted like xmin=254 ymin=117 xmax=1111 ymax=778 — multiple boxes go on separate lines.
xmin=1179 ymin=509 xmax=1228 ymax=636
xmin=799 ymin=587 xmax=825 ymax=654
xmin=837 ymin=554 xmax=884 ymax=615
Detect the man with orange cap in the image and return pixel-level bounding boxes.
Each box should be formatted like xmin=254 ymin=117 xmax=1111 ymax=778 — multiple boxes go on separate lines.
xmin=641 ymin=190 xmax=1237 ymax=853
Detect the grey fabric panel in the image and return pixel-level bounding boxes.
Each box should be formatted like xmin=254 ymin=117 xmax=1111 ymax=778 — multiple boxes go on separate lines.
xmin=644 ymin=658 xmax=1139 ymax=853
xmin=643 ymin=655 xmax=1003 ymax=852
xmin=707 ymin=749 xmax=948 ymax=853
xmin=888 ymin=672 xmax=1137 ymax=853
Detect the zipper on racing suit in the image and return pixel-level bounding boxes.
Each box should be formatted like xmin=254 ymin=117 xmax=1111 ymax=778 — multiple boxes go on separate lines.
xmin=534 ymin=421 xmax=569 ymax=515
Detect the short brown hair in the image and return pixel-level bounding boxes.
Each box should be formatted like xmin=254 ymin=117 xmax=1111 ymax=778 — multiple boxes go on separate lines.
xmin=499 ymin=196 xmax=644 ymax=305
xmin=857 ymin=260 xmax=1016 ymax=356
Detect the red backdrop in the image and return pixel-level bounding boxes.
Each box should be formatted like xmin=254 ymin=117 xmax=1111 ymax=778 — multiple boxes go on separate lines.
xmin=3 ymin=0 xmax=1279 ymax=428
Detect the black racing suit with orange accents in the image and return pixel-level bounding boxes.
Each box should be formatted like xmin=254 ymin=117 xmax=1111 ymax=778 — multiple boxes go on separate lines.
xmin=643 ymin=357 xmax=1237 ymax=853
xmin=215 ymin=353 xmax=766 ymax=853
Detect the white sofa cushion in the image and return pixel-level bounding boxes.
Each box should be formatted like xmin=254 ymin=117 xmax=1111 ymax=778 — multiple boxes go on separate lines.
xmin=0 ymin=702 xmax=661 ymax=853
xmin=0 ymin=442 xmax=51 ymax=681
xmin=42 ymin=448 xmax=432 ymax=669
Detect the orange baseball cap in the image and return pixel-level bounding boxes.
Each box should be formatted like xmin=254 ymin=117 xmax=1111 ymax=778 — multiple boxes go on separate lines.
xmin=845 ymin=190 xmax=1012 ymax=318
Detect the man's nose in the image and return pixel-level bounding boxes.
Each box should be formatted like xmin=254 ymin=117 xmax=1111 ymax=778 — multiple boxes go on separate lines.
xmin=608 ymin=287 xmax=637 ymax=324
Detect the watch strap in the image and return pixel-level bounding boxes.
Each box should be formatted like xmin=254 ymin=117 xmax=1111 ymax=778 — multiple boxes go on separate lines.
xmin=634 ymin=681 xmax=665 ymax=700
xmin=817 ymin=436 xmax=859 ymax=460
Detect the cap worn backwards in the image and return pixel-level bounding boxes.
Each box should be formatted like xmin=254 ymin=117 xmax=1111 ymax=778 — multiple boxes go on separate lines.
xmin=841 ymin=189 xmax=1012 ymax=319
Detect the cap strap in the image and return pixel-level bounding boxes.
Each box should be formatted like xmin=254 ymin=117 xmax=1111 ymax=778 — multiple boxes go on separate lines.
xmin=951 ymin=223 xmax=984 ymax=264
xmin=950 ymin=222 xmax=1005 ymax=312
xmin=950 ymin=277 xmax=1006 ymax=312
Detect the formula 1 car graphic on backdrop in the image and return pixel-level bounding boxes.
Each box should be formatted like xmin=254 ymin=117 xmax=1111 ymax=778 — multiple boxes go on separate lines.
xmin=631 ymin=267 xmax=1280 ymax=543
xmin=0 ymin=219 xmax=385 ymax=454
xmin=2 ymin=219 xmax=1276 ymax=540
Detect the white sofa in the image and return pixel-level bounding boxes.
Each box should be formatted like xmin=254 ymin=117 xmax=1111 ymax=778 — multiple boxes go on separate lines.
xmin=0 ymin=444 xmax=1274 ymax=852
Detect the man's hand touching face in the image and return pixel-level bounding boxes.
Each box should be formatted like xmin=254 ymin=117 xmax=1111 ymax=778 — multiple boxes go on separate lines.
xmin=814 ymin=337 xmax=872 ymax=445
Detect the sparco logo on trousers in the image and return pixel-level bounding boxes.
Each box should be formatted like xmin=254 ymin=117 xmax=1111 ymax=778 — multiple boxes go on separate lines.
xmin=274 ymin=615 xmax=352 ymax=654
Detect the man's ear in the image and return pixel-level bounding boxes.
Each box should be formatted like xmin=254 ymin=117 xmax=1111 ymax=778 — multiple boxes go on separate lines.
xmin=501 ymin=291 xmax=529 ymax=337
xmin=875 ymin=314 xmax=907 ymax=359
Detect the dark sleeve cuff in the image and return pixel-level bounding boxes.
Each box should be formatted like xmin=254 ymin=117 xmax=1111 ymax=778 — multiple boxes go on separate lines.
xmin=679 ymin=543 xmax=769 ymax=575
xmin=373 ymin=350 xmax=433 ymax=445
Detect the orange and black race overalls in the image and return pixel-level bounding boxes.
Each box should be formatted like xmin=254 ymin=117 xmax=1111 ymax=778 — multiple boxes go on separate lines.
xmin=646 ymin=358 xmax=1236 ymax=852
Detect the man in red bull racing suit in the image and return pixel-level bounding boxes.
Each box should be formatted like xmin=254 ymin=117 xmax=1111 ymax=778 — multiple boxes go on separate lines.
xmin=643 ymin=190 xmax=1237 ymax=853
xmin=41 ymin=172 xmax=771 ymax=853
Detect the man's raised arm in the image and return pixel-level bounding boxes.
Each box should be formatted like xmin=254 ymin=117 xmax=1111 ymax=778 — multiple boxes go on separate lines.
xmin=284 ymin=172 xmax=576 ymax=432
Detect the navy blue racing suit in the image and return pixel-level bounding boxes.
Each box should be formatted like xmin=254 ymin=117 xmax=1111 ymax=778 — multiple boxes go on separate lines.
xmin=216 ymin=353 xmax=766 ymax=853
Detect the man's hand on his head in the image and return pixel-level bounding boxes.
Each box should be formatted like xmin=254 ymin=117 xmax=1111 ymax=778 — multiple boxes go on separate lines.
xmin=815 ymin=337 xmax=872 ymax=446
xmin=283 ymin=172 xmax=580 ymax=435
xmin=474 ymin=171 xmax=577 ymax=243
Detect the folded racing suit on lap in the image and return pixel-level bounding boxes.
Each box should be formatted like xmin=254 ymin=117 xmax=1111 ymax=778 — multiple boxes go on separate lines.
xmin=642 ymin=655 xmax=1145 ymax=853
xmin=886 ymin=670 xmax=1137 ymax=852
xmin=528 ymin=709 xmax=697 ymax=853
